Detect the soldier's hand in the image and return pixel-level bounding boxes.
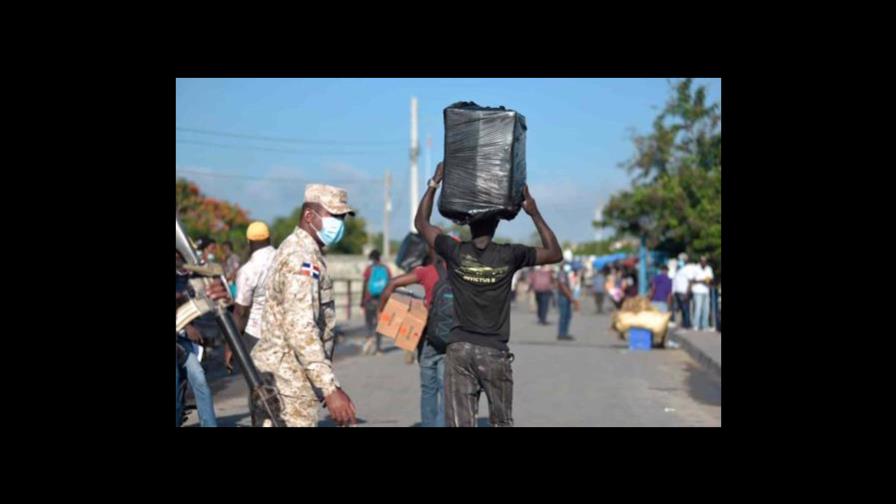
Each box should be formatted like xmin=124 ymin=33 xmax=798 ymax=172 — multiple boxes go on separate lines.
xmin=206 ymin=280 xmax=230 ymax=302
xmin=433 ymin=161 xmax=445 ymax=184
xmin=325 ymin=388 xmax=357 ymax=426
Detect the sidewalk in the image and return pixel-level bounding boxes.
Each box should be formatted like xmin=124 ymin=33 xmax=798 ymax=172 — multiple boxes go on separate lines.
xmin=668 ymin=327 xmax=721 ymax=378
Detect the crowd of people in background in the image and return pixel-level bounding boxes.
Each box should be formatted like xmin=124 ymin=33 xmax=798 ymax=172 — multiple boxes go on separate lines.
xmin=508 ymin=250 xmax=721 ymax=337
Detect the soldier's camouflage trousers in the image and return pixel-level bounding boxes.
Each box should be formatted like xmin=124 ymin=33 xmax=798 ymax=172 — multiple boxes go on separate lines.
xmin=252 ymin=367 xmax=320 ymax=428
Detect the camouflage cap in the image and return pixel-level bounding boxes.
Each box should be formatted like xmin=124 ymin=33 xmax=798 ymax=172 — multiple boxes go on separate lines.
xmin=304 ymin=184 xmax=355 ymax=216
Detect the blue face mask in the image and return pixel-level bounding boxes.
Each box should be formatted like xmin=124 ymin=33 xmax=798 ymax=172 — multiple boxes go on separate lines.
xmin=311 ymin=211 xmax=345 ymax=247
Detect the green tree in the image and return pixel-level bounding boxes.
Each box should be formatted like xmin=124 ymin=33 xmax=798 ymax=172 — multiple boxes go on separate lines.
xmin=622 ymin=79 xmax=721 ymax=183
xmin=269 ymin=207 xmax=303 ymax=248
xmin=432 ymin=220 xmax=471 ymax=241
xmin=573 ymin=239 xmax=614 ymax=256
xmin=368 ymin=232 xmax=402 ymax=256
xmin=599 ymin=79 xmax=721 ymax=278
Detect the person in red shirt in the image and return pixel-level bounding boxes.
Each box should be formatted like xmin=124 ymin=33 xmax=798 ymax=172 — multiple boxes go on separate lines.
xmin=378 ymin=231 xmax=457 ymax=427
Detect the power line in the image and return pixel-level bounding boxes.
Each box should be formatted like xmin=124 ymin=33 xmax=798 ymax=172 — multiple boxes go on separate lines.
xmin=175 ymin=169 xmax=381 ymax=184
xmin=176 ymin=139 xmax=392 ymax=155
xmin=176 ymin=127 xmax=404 ymax=146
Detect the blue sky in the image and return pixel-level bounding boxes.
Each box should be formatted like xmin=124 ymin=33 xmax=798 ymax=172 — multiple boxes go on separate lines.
xmin=175 ymin=78 xmax=721 ymax=244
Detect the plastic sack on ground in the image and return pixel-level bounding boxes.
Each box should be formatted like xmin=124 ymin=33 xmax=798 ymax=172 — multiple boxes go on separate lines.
xmin=611 ymin=296 xmax=672 ymax=346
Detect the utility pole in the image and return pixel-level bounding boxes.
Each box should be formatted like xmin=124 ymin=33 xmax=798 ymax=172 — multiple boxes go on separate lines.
xmin=409 ymin=97 xmax=419 ymax=232
xmin=384 ymin=170 xmax=392 ymax=259
xmin=425 ymin=133 xmax=432 ymax=186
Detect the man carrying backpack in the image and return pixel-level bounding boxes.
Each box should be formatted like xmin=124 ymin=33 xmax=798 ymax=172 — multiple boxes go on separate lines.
xmin=378 ymin=235 xmax=457 ymax=427
xmin=361 ymin=249 xmax=391 ymax=355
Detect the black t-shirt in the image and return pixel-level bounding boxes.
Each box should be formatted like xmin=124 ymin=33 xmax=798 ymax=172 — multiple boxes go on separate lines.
xmin=434 ymin=234 xmax=537 ymax=351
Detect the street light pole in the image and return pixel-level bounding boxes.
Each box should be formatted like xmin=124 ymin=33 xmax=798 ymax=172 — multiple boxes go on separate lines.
xmin=409 ymin=97 xmax=419 ymax=232
xmin=637 ymin=216 xmax=654 ymax=297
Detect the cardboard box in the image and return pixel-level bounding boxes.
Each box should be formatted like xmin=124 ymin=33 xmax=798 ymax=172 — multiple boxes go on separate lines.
xmin=376 ymin=293 xmax=428 ymax=351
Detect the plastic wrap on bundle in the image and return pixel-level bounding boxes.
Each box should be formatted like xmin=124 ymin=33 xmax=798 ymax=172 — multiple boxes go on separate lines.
xmin=395 ymin=232 xmax=428 ymax=272
xmin=438 ymin=101 xmax=527 ymax=225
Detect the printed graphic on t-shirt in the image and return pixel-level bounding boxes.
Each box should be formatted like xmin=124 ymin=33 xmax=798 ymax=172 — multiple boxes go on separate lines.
xmin=455 ymin=254 xmax=510 ymax=285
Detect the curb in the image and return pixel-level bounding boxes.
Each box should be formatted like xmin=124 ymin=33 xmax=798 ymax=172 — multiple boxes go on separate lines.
xmin=668 ymin=329 xmax=721 ymax=379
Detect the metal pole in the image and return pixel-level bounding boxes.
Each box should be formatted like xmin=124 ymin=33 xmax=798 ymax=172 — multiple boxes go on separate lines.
xmin=425 ymin=133 xmax=432 ymax=187
xmin=384 ymin=170 xmax=391 ymax=259
xmin=409 ymin=97 xmax=419 ymax=232
xmin=638 ymin=235 xmax=648 ymax=296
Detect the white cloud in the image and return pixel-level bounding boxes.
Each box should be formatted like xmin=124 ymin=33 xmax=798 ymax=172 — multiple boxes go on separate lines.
xmin=496 ymin=178 xmax=629 ymax=243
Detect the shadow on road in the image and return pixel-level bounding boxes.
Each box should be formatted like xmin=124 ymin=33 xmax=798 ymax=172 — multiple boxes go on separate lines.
xmin=513 ymin=340 xmax=628 ymax=350
xmin=318 ymin=417 xmax=374 ymax=427
xmin=683 ymin=362 xmax=721 ymax=407
xmin=217 ymin=412 xmax=252 ymax=427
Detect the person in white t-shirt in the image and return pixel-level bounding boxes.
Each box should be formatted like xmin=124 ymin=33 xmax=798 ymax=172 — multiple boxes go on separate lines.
xmin=690 ymin=255 xmax=714 ymax=331
xmin=666 ymin=258 xmax=679 ymax=323
xmin=672 ymin=253 xmax=695 ymax=329
xmin=233 ymin=222 xmax=277 ymax=363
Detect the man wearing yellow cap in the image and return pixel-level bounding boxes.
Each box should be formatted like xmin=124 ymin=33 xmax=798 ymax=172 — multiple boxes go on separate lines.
xmin=250 ymin=184 xmax=358 ymax=427
xmin=233 ymin=221 xmax=277 ymax=356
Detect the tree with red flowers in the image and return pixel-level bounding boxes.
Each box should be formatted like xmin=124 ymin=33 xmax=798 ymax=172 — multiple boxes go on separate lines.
xmin=176 ymin=178 xmax=251 ymax=257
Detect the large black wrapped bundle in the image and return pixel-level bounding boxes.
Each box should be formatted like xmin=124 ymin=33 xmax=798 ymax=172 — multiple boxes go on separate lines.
xmin=395 ymin=232 xmax=428 ymax=272
xmin=438 ymin=101 xmax=527 ymax=225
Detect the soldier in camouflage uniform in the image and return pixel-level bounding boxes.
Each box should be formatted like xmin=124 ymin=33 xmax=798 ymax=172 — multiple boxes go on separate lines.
xmin=250 ymin=184 xmax=358 ymax=427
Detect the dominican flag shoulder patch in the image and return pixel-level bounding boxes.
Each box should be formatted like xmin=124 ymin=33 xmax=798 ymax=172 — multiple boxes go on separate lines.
xmin=300 ymin=262 xmax=321 ymax=280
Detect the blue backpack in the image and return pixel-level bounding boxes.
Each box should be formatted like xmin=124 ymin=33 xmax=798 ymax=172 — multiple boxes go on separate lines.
xmin=368 ymin=264 xmax=389 ymax=297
